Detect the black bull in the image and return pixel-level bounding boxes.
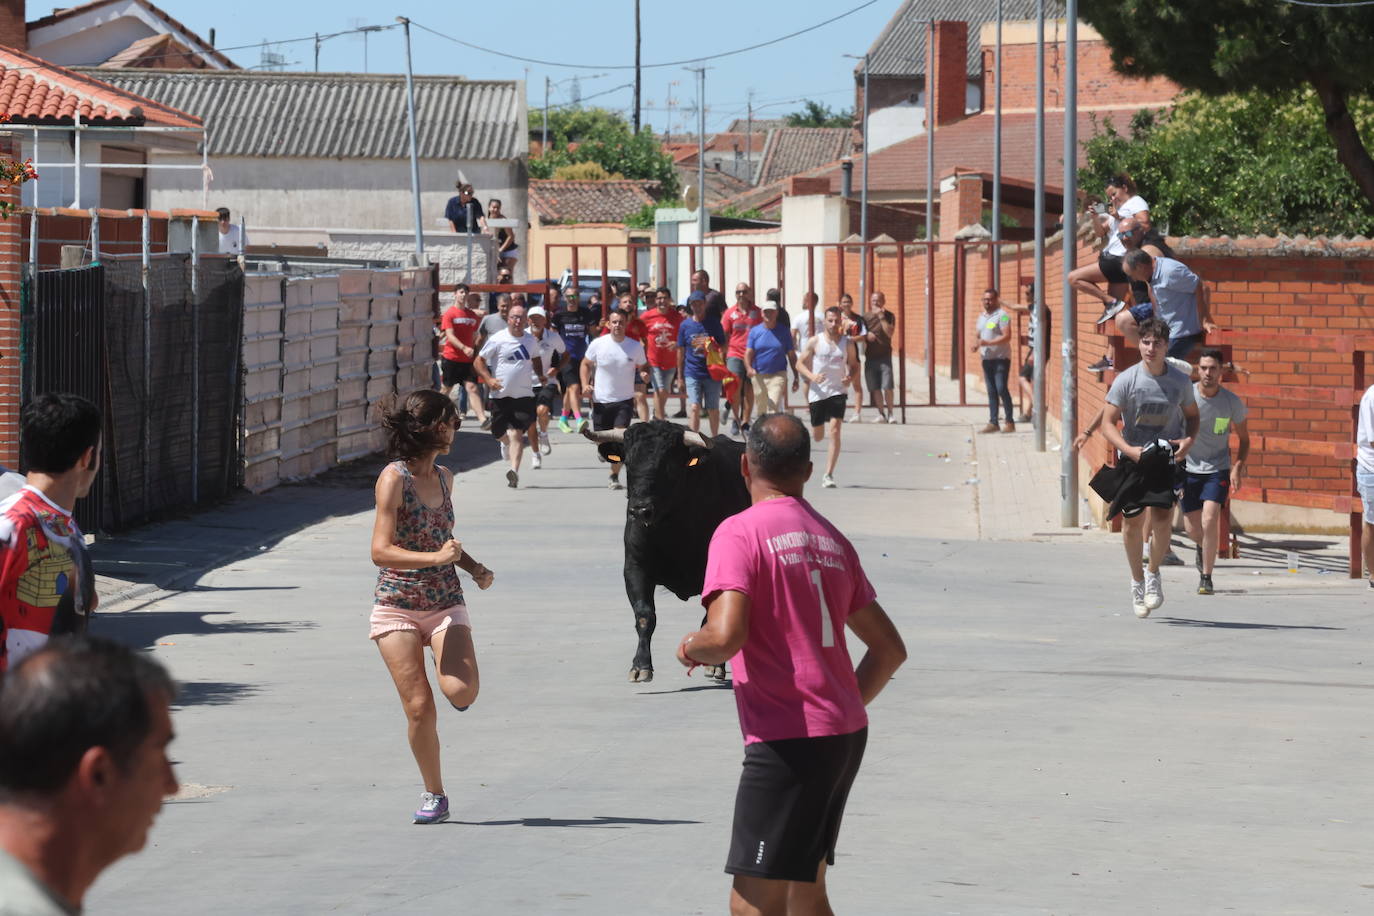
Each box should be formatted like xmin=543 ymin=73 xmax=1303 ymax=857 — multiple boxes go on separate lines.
xmin=582 ymin=421 xmax=750 ymax=683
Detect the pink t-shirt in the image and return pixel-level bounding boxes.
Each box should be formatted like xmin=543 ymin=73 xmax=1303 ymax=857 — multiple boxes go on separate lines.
xmin=702 ymin=496 xmax=874 ymax=744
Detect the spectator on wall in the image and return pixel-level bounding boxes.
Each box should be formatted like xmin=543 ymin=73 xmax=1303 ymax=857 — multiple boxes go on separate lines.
xmin=445 ymin=183 xmax=484 ymax=234
xmin=215 ymin=207 xmax=245 ymax=255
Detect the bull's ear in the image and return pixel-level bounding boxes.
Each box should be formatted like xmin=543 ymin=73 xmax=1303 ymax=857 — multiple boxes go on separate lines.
xmin=597 ymin=443 xmax=625 ymax=463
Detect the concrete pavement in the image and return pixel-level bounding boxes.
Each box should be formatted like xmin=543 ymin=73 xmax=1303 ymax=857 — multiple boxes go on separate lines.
xmin=77 ymin=410 xmax=1373 ymax=915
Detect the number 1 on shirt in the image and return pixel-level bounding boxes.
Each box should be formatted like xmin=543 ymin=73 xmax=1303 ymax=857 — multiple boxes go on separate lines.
xmin=810 ymin=569 xmax=835 ymax=648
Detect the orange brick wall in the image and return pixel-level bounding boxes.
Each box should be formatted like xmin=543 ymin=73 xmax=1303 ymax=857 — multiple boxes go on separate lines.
xmin=0 ymin=141 xmax=21 ymax=467
xmin=996 ymin=38 xmax=1179 ymax=111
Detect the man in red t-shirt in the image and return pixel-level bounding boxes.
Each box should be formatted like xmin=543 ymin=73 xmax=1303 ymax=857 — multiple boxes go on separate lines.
xmin=676 ymin=414 xmax=906 ymax=912
xmin=439 ymin=288 xmax=486 ymax=425
xmin=722 ymin=283 xmax=763 ymax=435
xmin=640 ymin=286 xmax=683 ymax=420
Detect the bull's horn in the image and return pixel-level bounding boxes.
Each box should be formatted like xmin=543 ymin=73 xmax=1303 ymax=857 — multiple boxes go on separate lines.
xmin=581 ymin=426 xmax=626 ymax=444
xmin=682 ymin=430 xmax=714 ymax=450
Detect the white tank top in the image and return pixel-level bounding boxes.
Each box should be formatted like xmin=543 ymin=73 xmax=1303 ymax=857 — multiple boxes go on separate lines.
xmin=807 ymin=333 xmax=849 ymax=402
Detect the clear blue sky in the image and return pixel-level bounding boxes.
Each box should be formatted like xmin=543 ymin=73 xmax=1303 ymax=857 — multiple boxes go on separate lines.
xmin=169 ymin=0 xmax=899 ymax=132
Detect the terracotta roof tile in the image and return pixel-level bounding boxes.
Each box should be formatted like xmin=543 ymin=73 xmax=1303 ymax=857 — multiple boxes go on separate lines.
xmin=529 ymin=179 xmax=660 ymax=224
xmin=0 ymin=44 xmax=201 ymax=127
xmin=754 ymin=128 xmax=854 ymax=186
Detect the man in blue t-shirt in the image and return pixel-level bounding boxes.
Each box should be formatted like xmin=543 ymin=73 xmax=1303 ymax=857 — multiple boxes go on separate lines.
xmin=551 ymin=287 xmax=601 ymax=432
xmin=744 ymin=300 xmax=799 ymax=414
xmin=684 ymin=269 xmax=728 ymax=342
xmin=677 ymin=294 xmax=726 ymax=437
xmin=444 ymin=183 xmax=484 ymax=233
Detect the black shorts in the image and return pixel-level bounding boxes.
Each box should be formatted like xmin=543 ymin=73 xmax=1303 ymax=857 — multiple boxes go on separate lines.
xmin=808 ymin=394 xmax=846 ymax=427
xmin=725 ymin=728 xmax=868 ymax=882
xmin=1098 ymin=252 xmax=1128 ymax=285
xmin=440 ymin=358 xmax=475 ymax=387
xmin=1019 ymin=359 xmax=1034 ymax=382
xmin=534 ymin=383 xmax=562 ymax=412
xmin=593 ymin=398 xmax=635 ymax=431
xmin=490 ymin=396 xmax=536 ymax=438
xmin=558 ymin=357 xmax=584 ymax=388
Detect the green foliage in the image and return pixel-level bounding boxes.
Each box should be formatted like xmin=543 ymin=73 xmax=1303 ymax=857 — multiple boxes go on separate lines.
xmin=624 ymin=203 xmax=658 ymax=230
xmin=1079 ymin=91 xmax=1374 ymax=236
xmin=530 ymin=106 xmax=679 ymax=198
xmin=552 ymin=161 xmax=619 ymax=181
xmin=712 ymin=205 xmax=768 ymax=221
xmin=783 ymin=100 xmax=854 ymax=129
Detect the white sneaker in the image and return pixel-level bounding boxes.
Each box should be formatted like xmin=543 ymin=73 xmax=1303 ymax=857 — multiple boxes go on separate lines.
xmin=539 ymin=431 xmax=551 ymax=455
xmin=887 ymin=414 xmax=899 ymax=424
xmin=531 ymin=452 xmax=542 ymax=469
xmin=822 ymin=474 xmax=836 ymax=488
xmin=1131 ymin=580 xmax=1148 ymax=617
xmin=846 ymin=415 xmax=861 ymax=424
xmin=1144 ymin=570 xmax=1164 ymax=613
xmin=870 ymin=415 xmax=885 ymax=424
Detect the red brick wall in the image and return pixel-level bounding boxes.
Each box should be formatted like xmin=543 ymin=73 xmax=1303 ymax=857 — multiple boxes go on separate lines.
xmin=0 ymin=0 xmax=25 ymax=52
xmin=0 ymin=140 xmax=22 ymax=467
xmin=931 ymin=21 xmax=969 ymax=127
xmin=996 ymin=38 xmax=1178 ymax=111
xmin=20 ymin=208 xmax=175 ymax=269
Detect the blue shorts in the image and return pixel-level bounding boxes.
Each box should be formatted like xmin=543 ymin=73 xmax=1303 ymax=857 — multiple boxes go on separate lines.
xmin=1182 ymin=470 xmax=1229 ymax=513
xmin=1357 ymin=467 xmax=1374 ymax=524
xmin=685 ymin=375 xmax=721 ymax=410
xmin=650 ymin=366 xmax=676 ymax=391
xmin=1128 ymin=303 xmax=1153 ymax=324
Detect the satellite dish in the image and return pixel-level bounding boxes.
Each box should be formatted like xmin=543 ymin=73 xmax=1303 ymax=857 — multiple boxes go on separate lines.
xmin=683 ymin=184 xmax=699 ymax=212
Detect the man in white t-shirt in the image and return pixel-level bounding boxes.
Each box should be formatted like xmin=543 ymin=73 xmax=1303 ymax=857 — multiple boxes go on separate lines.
xmin=475 ymin=303 xmax=544 ymax=489
xmin=1356 ymin=382 xmax=1374 ymax=588
xmin=582 ymin=309 xmax=647 ymax=490
xmin=525 ymin=306 xmax=566 ymax=470
xmin=797 ymin=307 xmax=858 ymax=489
xmin=215 ymin=207 xmax=245 ymax=255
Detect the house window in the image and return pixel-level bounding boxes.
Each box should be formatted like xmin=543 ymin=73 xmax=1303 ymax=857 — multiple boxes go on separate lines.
xmin=100 ymin=146 xmax=146 ymax=210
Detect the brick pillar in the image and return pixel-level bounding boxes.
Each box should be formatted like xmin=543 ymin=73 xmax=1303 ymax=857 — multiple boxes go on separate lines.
xmin=939 ymin=171 xmax=983 ymax=240
xmin=0 ymin=140 xmax=22 ymax=467
xmin=930 ymin=20 xmax=969 ymax=127
xmin=0 ymin=1 xmax=25 ymax=51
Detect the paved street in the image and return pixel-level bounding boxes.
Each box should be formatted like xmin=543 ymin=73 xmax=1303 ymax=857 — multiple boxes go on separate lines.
xmin=82 ymin=413 xmax=1372 ymax=915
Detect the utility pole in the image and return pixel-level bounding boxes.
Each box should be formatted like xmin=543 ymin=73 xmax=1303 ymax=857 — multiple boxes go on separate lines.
xmin=634 ymin=0 xmax=642 ymax=133
xmin=746 ymin=89 xmax=753 ymax=180
xmin=1033 ymin=0 xmax=1047 ymax=451
xmin=992 ymin=0 xmax=1003 ymax=274
xmin=686 ymin=67 xmax=708 ymax=262
xmin=1061 ymin=0 xmax=1079 ymax=526
xmin=397 ymin=16 xmax=425 ymax=267
xmin=314 ymin=33 xmax=320 ymax=72
xmin=543 ymin=76 xmax=550 ymax=152
xmin=861 ymin=52 xmax=870 ymax=302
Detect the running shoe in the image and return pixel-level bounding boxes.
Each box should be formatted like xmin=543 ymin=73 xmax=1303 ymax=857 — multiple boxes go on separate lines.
xmin=741 ymin=422 xmax=750 ymax=433
xmin=558 ymin=416 xmax=572 ymax=434
xmin=870 ymin=415 xmax=886 ymax=424
xmin=1018 ymin=412 xmax=1032 ymax=423
xmin=1095 ymin=299 xmax=1127 ymax=325
xmin=576 ymin=417 xmax=589 ymax=433
xmin=822 ymin=474 xmax=836 ymax=488
xmin=506 ymin=469 xmax=518 ymax=489
xmin=1087 ymin=355 xmax=1114 ymax=373
xmin=539 ymin=431 xmax=551 ymax=454
xmin=887 ymin=415 xmax=899 ymax=424
xmin=1143 ymin=570 xmax=1164 ymax=612
xmin=1131 ymin=580 xmax=1147 ymax=618
xmin=1161 ymin=550 xmax=1185 ymax=567
xmin=1197 ymin=574 xmax=1214 ymax=596
xmin=480 ymin=416 xmax=492 ymax=431
xmin=608 ymin=476 xmax=623 ymax=490
xmin=729 ymin=419 xmax=740 ymax=436
xmin=413 ymin=792 xmax=449 ymax=825
xmin=846 ymin=414 xmax=862 ymax=424
xmin=531 ymin=452 xmax=542 ymax=470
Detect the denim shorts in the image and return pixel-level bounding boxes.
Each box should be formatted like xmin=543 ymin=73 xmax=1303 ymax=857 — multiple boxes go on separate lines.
xmin=684 ymin=375 xmax=721 ymax=410
xmin=1358 ymin=467 xmax=1374 ymax=524
xmin=650 ymin=366 xmax=676 ymax=390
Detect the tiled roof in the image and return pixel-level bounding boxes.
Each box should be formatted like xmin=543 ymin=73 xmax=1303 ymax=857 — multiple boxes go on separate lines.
xmin=859 ymin=0 xmax=1054 ymax=78
xmin=0 ymin=45 xmax=201 ymax=126
xmin=28 ymin=0 xmax=238 ymax=69
xmin=726 ymin=117 xmax=787 ymax=133
xmin=529 ymin=179 xmax=660 ymax=224
xmin=99 ymin=34 xmax=212 ymax=70
xmin=675 ymin=166 xmax=750 ymax=208
xmin=754 ymin=128 xmax=853 ymax=187
xmin=82 ymin=69 xmax=525 ymax=160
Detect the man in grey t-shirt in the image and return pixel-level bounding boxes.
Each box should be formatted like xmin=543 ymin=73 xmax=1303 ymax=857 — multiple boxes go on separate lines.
xmin=1100 ymin=317 xmax=1200 ymax=618
xmin=1182 ymin=349 xmax=1250 ymax=595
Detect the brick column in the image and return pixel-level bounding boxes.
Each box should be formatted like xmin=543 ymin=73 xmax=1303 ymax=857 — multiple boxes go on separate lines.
xmin=0 ymin=139 xmax=23 ymax=468
xmin=939 ymin=171 xmax=984 ymax=240
xmin=930 ymin=20 xmax=969 ymax=127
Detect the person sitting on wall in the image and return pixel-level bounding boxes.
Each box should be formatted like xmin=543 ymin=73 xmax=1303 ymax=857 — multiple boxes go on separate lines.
xmin=215 ymin=207 xmax=245 ymax=255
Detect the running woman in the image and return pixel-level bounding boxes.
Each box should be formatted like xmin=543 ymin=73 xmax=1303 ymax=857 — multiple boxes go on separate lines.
xmin=370 ymin=390 xmax=494 ymax=824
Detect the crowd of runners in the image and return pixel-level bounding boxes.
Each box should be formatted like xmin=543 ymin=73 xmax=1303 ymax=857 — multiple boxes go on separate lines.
xmin=436 ymin=270 xmax=902 ymax=490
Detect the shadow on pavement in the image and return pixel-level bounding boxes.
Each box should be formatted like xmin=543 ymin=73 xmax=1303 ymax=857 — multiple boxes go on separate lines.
xmin=173 ymin=681 xmax=262 ymax=707
xmin=92 ymin=609 xmax=318 ymax=649
xmin=451 ymin=816 xmax=701 ymax=828
xmin=635 ymin=682 xmax=733 ymax=694
xmin=1158 ymin=617 xmax=1345 ymax=632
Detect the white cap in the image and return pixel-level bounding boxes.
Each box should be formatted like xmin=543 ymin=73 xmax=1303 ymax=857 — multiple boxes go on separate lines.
xmin=527 ymin=306 xmax=547 ymax=319
xmin=760 ymin=301 xmax=779 ymax=311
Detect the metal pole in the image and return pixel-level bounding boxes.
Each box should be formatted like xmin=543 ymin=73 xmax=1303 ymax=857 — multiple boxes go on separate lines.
xmin=992 ymin=0 xmax=1003 ymax=276
xmin=88 ymin=208 xmax=99 ymax=262
xmin=633 ymin=0 xmax=642 ymax=134
xmin=190 ymin=216 xmax=200 ymax=503
xmin=1032 ymin=0 xmax=1047 ymax=452
xmin=543 ymin=76 xmax=550 ymax=152
xmin=860 ymin=54 xmax=870 ymax=304
xmin=314 ymin=33 xmax=320 ymax=72
xmin=1061 ymin=0 xmax=1079 ymax=525
xmin=397 ymin=17 xmax=425 ymax=267
xmin=925 ymin=21 xmax=935 ymax=397
xmin=72 ymin=114 xmax=81 ymax=209
xmin=201 ymin=127 xmax=209 ymax=210
xmin=693 ymin=68 xmax=707 ymax=263
xmin=141 ymin=211 xmax=151 ymax=515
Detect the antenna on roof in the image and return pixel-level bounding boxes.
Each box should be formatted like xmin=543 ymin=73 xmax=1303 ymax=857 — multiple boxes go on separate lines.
xmin=258 ymin=39 xmax=287 ymax=72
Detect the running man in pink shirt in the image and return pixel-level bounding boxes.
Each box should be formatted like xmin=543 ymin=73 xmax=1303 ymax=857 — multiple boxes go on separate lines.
xmin=675 ymin=412 xmax=907 ymax=915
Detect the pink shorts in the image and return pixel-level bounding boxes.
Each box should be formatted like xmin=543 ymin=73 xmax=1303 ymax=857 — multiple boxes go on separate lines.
xmin=369 ymin=604 xmax=471 ymax=646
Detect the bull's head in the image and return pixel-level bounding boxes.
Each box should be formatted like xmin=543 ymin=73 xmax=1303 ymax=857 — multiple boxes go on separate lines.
xmin=582 ymin=421 xmax=715 ymax=527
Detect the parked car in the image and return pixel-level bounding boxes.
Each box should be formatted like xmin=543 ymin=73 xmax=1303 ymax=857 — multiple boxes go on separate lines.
xmin=557 ymin=268 xmax=633 ymax=309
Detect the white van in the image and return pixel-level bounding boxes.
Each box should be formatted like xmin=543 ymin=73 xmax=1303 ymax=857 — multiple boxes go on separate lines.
xmin=557 ymin=268 xmax=633 ymax=306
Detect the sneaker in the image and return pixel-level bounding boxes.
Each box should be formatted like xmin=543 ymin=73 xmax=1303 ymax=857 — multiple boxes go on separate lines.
xmin=980 ymin=423 xmax=999 ymax=433
xmin=506 ymin=469 xmax=518 ymax=489
xmin=608 ymin=476 xmax=623 ymax=490
xmin=1144 ymin=570 xmax=1164 ymax=612
xmin=576 ymin=417 xmax=589 ymax=433
xmin=1017 ymin=412 xmax=1032 ymax=423
xmin=539 ymin=431 xmax=552 ymax=454
xmin=870 ymin=415 xmax=886 ymax=424
xmin=1095 ymin=299 xmax=1127 ymax=325
xmin=887 ymin=415 xmax=899 ymax=424
xmin=1161 ymin=550 xmax=1184 ymax=567
xmin=1001 ymin=422 xmax=1016 ymax=433
xmin=730 ymin=419 xmax=740 ymax=436
xmin=480 ymin=416 xmax=492 ymax=431
xmin=672 ymin=406 xmax=687 ymax=419
xmin=846 ymin=414 xmax=862 ymax=424
xmin=1087 ymin=355 xmax=1114 ymax=373
xmin=1131 ymin=580 xmax=1147 ymax=617
xmin=413 ymin=792 xmax=449 ymax=825
xmin=822 ymin=474 xmax=836 ymax=488
xmin=1197 ymin=574 xmax=1214 ymax=596
xmin=1368 ymin=578 xmax=1374 ymax=591
xmin=558 ymin=416 xmax=572 ymax=434
xmin=531 ymin=452 xmax=542 ymax=469
xmin=741 ymin=421 xmax=750 ymax=433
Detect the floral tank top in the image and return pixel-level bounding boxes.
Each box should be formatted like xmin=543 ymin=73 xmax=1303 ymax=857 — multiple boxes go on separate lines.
xmin=374 ymin=461 xmax=465 ymax=612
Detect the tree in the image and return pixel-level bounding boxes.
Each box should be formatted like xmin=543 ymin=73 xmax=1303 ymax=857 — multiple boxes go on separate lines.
xmin=1080 ymin=92 xmax=1374 ymax=236
xmin=784 ymin=100 xmax=854 ymax=129
xmin=530 ymin=106 xmax=679 ymax=198
xmin=1080 ymin=0 xmax=1374 ymax=210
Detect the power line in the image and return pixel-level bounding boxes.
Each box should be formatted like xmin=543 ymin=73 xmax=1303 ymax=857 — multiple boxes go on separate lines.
xmin=1275 ymin=0 xmax=1374 ymax=6
xmin=410 ymin=2 xmax=880 ymax=71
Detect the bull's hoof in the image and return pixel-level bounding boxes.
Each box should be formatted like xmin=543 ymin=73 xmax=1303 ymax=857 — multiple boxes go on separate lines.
xmin=629 ymin=667 xmax=655 ymax=683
